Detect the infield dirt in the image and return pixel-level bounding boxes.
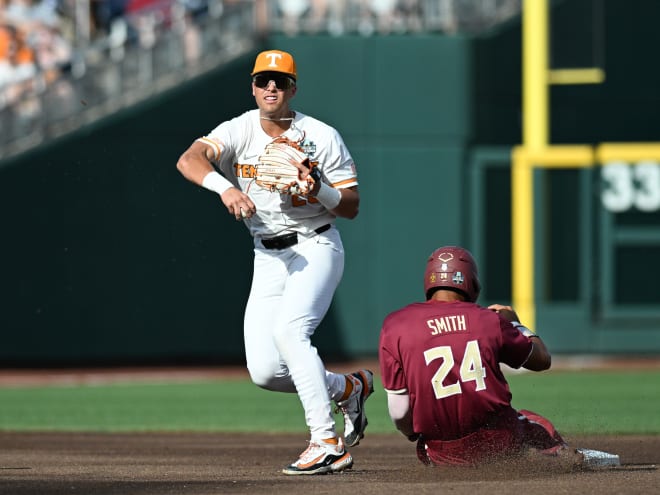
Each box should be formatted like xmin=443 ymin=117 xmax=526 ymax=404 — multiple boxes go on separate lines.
xmin=0 ymin=358 xmax=658 ymax=494
xmin=0 ymin=432 xmax=657 ymax=495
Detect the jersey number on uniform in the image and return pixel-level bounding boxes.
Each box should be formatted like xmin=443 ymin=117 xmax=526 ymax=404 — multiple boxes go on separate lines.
xmin=423 ymin=340 xmax=487 ymax=399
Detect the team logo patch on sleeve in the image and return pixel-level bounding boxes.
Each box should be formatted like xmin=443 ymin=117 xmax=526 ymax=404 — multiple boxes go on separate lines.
xmin=301 ymin=139 xmax=316 ymax=157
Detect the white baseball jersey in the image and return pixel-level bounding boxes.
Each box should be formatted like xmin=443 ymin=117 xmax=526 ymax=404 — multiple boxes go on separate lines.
xmin=196 ymin=109 xmax=358 ymax=239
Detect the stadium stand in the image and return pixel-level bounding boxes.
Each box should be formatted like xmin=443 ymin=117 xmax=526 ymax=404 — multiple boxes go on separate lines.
xmin=0 ymin=0 xmax=521 ymax=161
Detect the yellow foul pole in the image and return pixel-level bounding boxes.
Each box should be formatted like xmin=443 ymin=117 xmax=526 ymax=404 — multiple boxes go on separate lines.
xmin=514 ymin=0 xmax=548 ymax=329
xmin=523 ymin=0 xmax=548 ymax=150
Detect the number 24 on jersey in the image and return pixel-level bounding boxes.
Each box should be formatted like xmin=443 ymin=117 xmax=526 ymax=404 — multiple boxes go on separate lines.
xmin=424 ymin=340 xmax=487 ymax=399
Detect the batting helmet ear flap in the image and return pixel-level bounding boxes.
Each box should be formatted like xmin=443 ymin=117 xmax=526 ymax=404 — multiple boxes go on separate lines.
xmin=424 ymin=246 xmax=481 ymax=302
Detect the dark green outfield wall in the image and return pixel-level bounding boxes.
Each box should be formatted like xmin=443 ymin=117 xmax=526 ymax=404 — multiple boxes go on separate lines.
xmin=271 ymin=35 xmax=472 ymax=357
xmin=468 ymin=0 xmax=660 ymax=353
xmin=0 ymin=37 xmax=470 ymax=364
xmin=2 ymin=0 xmax=660 ymax=364
xmin=0 ymin=56 xmax=260 ymax=364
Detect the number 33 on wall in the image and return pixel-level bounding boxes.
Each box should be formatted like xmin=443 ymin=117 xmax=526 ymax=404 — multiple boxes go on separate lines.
xmin=601 ymin=161 xmax=660 ymax=212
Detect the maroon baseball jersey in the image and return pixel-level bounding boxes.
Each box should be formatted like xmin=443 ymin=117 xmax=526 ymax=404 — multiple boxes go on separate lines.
xmin=379 ymin=300 xmax=533 ymax=441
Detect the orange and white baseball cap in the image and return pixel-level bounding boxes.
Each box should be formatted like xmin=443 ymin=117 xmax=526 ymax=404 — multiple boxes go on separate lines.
xmin=251 ymin=50 xmax=297 ymax=79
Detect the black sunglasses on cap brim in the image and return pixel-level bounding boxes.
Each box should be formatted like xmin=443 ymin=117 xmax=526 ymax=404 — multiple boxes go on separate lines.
xmin=252 ymin=73 xmax=296 ymax=90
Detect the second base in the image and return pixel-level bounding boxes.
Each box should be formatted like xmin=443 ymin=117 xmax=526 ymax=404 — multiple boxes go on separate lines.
xmin=577 ymin=448 xmax=621 ymax=468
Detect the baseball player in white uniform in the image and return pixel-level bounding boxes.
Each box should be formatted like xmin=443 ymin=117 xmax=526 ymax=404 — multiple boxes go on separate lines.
xmin=176 ymin=49 xmax=374 ymax=475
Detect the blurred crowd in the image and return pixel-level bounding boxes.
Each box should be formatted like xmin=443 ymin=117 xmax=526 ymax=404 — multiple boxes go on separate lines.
xmin=273 ymin=0 xmax=521 ymax=36
xmin=0 ymin=0 xmax=520 ymax=155
xmin=276 ymin=0 xmax=424 ymax=36
xmin=0 ymin=0 xmax=210 ymax=139
xmin=0 ymin=0 xmax=71 ymax=116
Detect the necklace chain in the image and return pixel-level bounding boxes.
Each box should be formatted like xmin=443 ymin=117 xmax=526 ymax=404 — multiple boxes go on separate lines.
xmin=260 ymin=112 xmax=295 ymax=122
xmin=260 ymin=117 xmax=294 ymax=121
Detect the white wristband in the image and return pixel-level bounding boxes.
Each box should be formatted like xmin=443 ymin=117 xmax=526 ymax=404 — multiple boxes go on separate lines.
xmin=511 ymin=321 xmax=536 ymax=337
xmin=202 ymin=171 xmax=233 ymax=196
xmin=315 ymin=182 xmax=342 ymax=210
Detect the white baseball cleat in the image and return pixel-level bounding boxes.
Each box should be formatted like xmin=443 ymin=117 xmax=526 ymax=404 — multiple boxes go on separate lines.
xmin=336 ymin=369 xmax=374 ymax=447
xmin=282 ymin=437 xmax=353 ymax=475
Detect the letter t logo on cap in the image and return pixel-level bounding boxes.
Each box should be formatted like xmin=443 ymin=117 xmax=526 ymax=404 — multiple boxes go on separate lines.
xmin=266 ymin=53 xmax=282 ymax=68
xmin=251 ymin=50 xmax=297 ymax=79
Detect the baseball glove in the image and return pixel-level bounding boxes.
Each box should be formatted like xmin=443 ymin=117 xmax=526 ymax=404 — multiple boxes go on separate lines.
xmin=255 ymin=136 xmax=316 ymax=195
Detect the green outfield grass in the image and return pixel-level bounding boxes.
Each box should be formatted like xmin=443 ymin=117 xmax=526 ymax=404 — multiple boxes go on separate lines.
xmin=0 ymin=370 xmax=658 ymax=435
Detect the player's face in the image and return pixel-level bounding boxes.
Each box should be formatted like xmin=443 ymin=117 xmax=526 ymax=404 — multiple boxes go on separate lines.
xmin=252 ymin=72 xmax=297 ymax=116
